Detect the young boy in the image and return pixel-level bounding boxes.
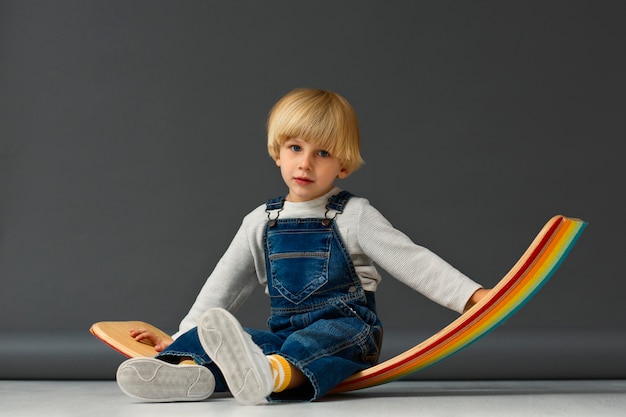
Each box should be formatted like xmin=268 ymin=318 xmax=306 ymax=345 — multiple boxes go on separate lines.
xmin=116 ymin=88 xmax=489 ymax=404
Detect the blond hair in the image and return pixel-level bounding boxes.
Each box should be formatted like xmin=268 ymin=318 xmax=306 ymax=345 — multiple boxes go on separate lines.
xmin=267 ymin=88 xmax=364 ymax=173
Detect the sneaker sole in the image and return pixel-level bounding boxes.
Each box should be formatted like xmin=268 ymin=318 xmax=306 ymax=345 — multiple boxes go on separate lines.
xmin=116 ymin=357 xmax=215 ymax=402
xmin=198 ymin=308 xmax=273 ymax=405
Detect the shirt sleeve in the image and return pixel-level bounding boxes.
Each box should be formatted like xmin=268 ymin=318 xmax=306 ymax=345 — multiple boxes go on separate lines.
xmin=172 ymin=221 xmax=259 ymax=339
xmin=355 ymin=200 xmax=482 ymax=313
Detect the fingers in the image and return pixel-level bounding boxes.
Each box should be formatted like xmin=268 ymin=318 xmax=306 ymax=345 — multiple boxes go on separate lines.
xmin=128 ymin=329 xmax=172 ymax=352
xmin=129 ymin=329 xmax=159 ymax=345
xmin=129 ymin=328 xmax=150 ymax=339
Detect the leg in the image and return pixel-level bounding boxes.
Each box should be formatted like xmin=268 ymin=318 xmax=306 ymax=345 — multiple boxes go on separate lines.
xmin=270 ymin=304 xmax=382 ymax=401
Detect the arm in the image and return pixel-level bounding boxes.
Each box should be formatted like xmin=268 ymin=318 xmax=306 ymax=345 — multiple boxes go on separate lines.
xmin=355 ymin=200 xmax=483 ymax=313
xmin=172 ymin=216 xmax=260 ymax=339
xmin=124 ymin=210 xmax=264 ymax=350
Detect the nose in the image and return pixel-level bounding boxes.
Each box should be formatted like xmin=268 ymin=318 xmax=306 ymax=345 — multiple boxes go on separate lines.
xmin=298 ymin=152 xmax=314 ymax=170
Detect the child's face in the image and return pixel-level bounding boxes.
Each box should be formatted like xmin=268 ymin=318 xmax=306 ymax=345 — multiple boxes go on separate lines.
xmin=276 ymin=137 xmax=349 ymax=202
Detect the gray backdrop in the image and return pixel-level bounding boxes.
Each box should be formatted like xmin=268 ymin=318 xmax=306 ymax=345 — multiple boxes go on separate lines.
xmin=1 ymin=0 xmax=624 ymax=379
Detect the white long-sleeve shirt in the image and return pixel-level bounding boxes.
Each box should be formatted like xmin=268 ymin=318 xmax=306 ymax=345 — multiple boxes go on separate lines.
xmin=173 ymin=187 xmax=482 ymax=339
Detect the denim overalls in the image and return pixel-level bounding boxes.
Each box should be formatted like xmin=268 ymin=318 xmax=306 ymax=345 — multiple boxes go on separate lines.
xmin=157 ymin=191 xmax=383 ymax=401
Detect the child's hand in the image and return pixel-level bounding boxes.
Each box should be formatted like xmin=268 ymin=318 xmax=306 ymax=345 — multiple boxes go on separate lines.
xmin=129 ymin=328 xmax=173 ymax=352
xmin=463 ymin=288 xmax=492 ymax=312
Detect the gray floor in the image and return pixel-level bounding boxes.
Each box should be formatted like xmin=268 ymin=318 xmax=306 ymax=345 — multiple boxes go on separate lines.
xmin=2 ymin=380 xmax=625 ymax=417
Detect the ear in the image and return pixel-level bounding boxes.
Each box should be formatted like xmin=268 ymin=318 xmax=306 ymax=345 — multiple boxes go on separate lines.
xmin=337 ymin=168 xmax=350 ymax=179
xmin=275 ymin=157 xmax=281 ymax=167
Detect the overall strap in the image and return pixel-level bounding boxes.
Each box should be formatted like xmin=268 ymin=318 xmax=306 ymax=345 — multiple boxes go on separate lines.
xmin=265 ymin=196 xmax=285 ymax=226
xmin=326 ymin=190 xmax=353 ymax=213
xmin=265 ymin=196 xmax=285 ymax=211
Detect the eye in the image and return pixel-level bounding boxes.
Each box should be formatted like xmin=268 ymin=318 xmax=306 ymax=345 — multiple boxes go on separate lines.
xmin=318 ymin=150 xmax=330 ymax=157
xmin=289 ymin=144 xmax=302 ymax=152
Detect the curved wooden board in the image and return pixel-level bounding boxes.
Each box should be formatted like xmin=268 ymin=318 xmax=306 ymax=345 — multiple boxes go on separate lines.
xmin=330 ymin=215 xmax=586 ymax=393
xmin=90 ymin=321 xmax=170 ymax=358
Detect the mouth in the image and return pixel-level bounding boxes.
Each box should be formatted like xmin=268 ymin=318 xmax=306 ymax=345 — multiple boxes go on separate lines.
xmin=294 ymin=176 xmax=313 ymax=185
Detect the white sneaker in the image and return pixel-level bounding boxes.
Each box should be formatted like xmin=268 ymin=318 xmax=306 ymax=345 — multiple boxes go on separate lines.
xmin=116 ymin=357 xmax=215 ymax=402
xmin=198 ymin=308 xmax=273 ymax=405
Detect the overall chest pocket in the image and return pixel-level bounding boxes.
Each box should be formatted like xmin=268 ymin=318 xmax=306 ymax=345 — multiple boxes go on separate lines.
xmin=267 ymin=227 xmax=332 ymax=305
